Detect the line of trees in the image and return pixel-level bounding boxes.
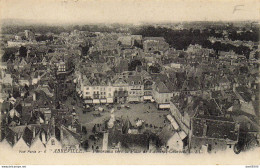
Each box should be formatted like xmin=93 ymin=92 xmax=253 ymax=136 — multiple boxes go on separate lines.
xmin=133 ymin=26 xmax=257 ymax=59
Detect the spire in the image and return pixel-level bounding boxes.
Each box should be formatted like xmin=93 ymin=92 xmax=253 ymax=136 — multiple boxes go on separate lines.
xmin=107 ymin=108 xmax=115 ymax=128
xmin=50 ymin=117 xmax=55 ymax=136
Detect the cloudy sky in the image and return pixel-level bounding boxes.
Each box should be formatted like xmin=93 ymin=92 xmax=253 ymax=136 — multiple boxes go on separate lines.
xmin=1 ymin=0 xmax=259 ymax=24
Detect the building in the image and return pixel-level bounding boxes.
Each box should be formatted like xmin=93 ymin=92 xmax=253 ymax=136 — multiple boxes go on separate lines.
xmin=233 ymin=86 xmax=257 ymax=116
xmin=1 ymin=123 xmax=81 ymax=152
xmin=1 ymin=73 xmax=13 ymax=86
xmin=77 ymin=74 xmax=114 ymax=104
xmin=170 ymin=96 xmax=240 ymax=153
xmin=24 ymin=30 xmax=36 ymax=41
xmin=127 ymin=75 xmax=144 ymax=102
xmin=158 ymin=124 xmax=184 ymax=152
xmin=57 ymin=61 xmax=66 ymax=72
xmin=113 ymin=77 xmax=129 ymax=104
xmin=118 ymin=36 xmax=133 ymax=48
xmin=190 ymin=115 xmax=239 ymax=153
xmin=143 ymin=79 xmax=153 ymax=101
xmin=152 ymin=81 xmax=172 ymax=109
xmin=143 ymin=37 xmax=169 ymax=54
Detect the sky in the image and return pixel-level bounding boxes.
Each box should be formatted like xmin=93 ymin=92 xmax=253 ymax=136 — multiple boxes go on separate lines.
xmin=1 ymin=0 xmax=259 ymax=24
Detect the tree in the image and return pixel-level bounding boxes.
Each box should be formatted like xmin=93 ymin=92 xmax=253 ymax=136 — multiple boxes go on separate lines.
xmin=239 ymin=66 xmax=248 ymax=74
xmin=128 ymin=60 xmax=142 ymax=71
xmin=212 ymin=41 xmax=222 ymax=53
xmin=2 ymin=47 xmax=17 ymax=62
xmin=12 ymin=90 xmax=20 ymax=99
xmin=82 ymin=126 xmax=87 ymax=134
xmin=89 ymin=135 xmax=96 ymax=141
xmin=149 ymin=66 xmax=160 ymax=73
xmin=92 ymin=125 xmax=96 ymax=133
xmin=15 ymin=104 xmax=22 ymax=114
xmin=19 ymin=46 xmax=27 ymax=58
xmin=81 ymin=140 xmax=89 ymax=151
xmin=133 ymin=40 xmax=143 ymax=49
xmin=254 ymin=51 xmax=259 ymax=59
xmin=79 ymin=44 xmax=90 ymax=56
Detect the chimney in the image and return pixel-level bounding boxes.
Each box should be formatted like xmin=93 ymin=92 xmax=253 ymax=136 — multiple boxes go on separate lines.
xmin=41 ymin=132 xmax=46 ymax=144
xmin=232 ymin=84 xmax=236 ymax=92
xmin=60 ymin=126 xmax=63 ymax=143
xmin=248 ymin=82 xmax=251 ymax=88
xmin=203 ymin=124 xmax=207 ymax=137
xmin=51 ymin=117 xmax=55 ymax=126
xmin=14 ymin=134 xmax=17 ymax=144
xmin=252 ymin=95 xmax=256 ymax=101
xmin=32 ymin=127 xmax=36 ymax=138
xmin=187 ymin=96 xmax=192 ymax=104
xmin=33 ymin=92 xmax=36 ymax=101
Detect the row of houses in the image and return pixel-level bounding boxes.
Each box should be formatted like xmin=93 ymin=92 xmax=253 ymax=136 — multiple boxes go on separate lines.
xmin=169 ymin=91 xmax=260 ymax=153
xmin=75 ymin=72 xmax=148 ymax=105
xmin=75 ymin=62 xmax=256 ymax=110
xmin=1 ymin=122 xmax=81 ymax=152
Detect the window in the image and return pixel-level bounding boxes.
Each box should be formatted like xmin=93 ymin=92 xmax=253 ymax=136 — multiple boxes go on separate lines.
xmin=132 ymin=81 xmax=134 ymax=85
xmin=86 ymin=87 xmax=89 ymax=90
xmin=138 ymin=81 xmax=141 ymax=85
xmin=86 ymin=92 xmax=90 ymax=95
xmin=51 ymin=139 xmax=55 ymax=145
xmin=108 ymin=93 xmax=111 ymax=97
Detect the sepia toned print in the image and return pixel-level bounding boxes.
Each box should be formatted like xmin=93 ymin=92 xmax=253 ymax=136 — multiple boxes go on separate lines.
xmin=0 ymin=0 xmax=259 ymax=165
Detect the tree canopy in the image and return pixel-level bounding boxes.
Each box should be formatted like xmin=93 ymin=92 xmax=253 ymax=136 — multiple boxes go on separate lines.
xmin=128 ymin=59 xmax=142 ymax=71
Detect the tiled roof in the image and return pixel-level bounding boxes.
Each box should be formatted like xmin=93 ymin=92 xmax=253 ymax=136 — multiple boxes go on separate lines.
xmin=143 ymin=37 xmax=165 ymax=42
xmin=158 ymin=124 xmax=175 ymax=145
xmin=61 ymin=126 xmax=81 ymax=147
xmin=22 ymin=127 xmax=34 ymax=146
xmin=235 ymin=86 xmax=252 ymax=102
xmin=108 ymin=131 xmax=149 ymax=151
xmin=156 ymin=81 xmax=170 ymax=93
xmin=127 ymin=75 xmax=142 ymax=85
xmin=192 ymin=115 xmax=238 ymax=141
